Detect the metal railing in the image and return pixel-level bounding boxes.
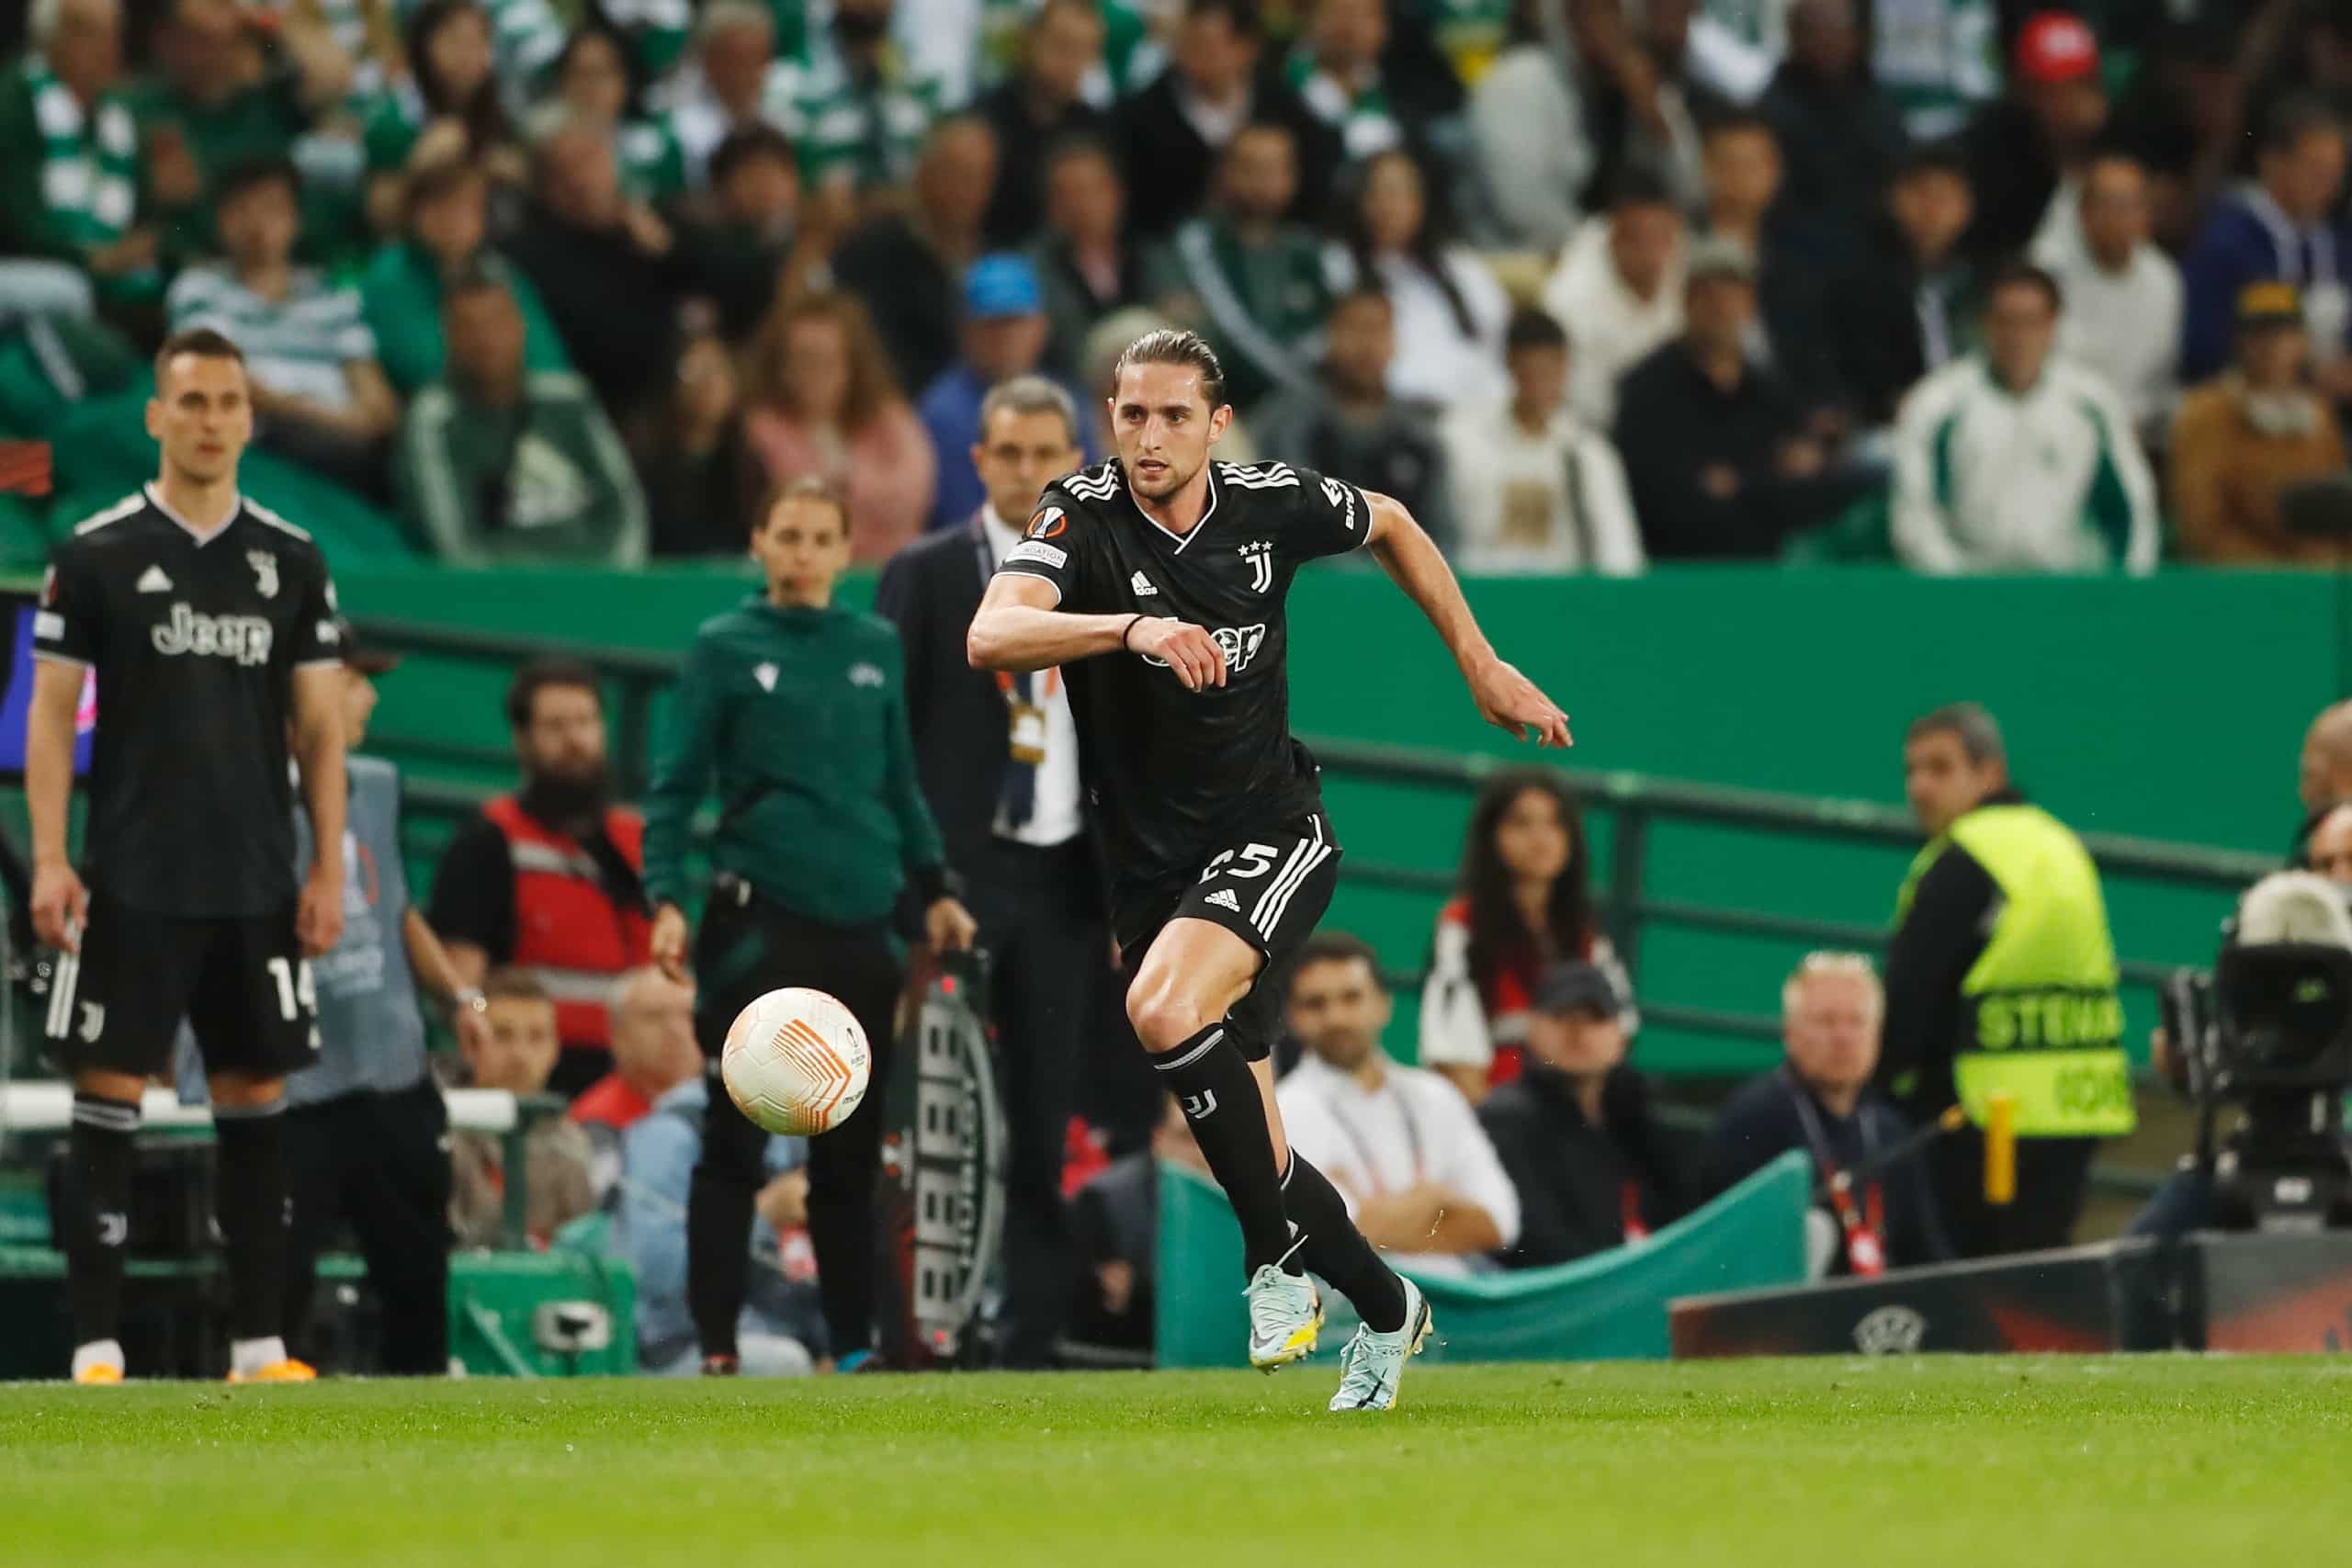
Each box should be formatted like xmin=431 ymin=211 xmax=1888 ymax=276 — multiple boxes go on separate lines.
xmin=355 ymin=617 xmax=2277 ymax=1066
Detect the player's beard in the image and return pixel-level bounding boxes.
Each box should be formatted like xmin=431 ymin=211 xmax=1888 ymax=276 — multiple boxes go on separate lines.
xmin=1127 ymin=453 xmax=1196 ymax=502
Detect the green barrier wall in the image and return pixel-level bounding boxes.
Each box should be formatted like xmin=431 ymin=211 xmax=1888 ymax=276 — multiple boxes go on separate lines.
xmin=1152 ymin=1151 xmax=1811 ymax=1367
xmin=336 ymin=564 xmax=2321 ymax=1077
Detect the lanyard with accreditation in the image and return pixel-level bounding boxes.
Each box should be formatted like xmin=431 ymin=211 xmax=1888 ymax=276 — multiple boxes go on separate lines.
xmin=1782 ymin=1069 xmax=1888 ymax=1278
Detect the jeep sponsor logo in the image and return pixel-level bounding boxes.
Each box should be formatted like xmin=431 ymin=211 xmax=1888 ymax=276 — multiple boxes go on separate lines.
xmin=1143 ymin=622 xmax=1267 ymax=676
xmin=152 ymin=603 xmax=274 ymax=666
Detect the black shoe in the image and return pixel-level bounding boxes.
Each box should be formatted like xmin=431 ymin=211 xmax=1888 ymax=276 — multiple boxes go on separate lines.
xmin=700 ymin=1353 xmax=741 ymax=1377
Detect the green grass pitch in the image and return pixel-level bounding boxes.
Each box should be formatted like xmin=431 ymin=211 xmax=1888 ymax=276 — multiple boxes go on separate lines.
xmin=5 ymin=1359 xmax=2350 ymax=1566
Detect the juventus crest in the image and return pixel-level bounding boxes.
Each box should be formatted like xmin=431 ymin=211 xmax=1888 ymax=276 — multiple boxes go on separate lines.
xmin=1238 ymin=539 xmax=1273 ymax=594
xmin=247 ymin=549 xmax=279 ymax=600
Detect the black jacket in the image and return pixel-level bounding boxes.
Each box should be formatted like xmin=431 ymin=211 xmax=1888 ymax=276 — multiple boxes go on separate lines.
xmin=1702 ymin=1068 xmax=1953 ymax=1271
xmin=1756 ymin=64 xmax=1912 ymax=281
xmin=504 ymin=201 xmax=691 ymax=423
xmin=833 ymin=213 xmax=960 ymax=395
xmin=872 ymin=515 xmax=1106 ymax=912
xmin=1875 ymin=787 xmax=2021 ymax=1121
xmin=1111 ymin=69 xmax=1340 ymax=239
xmin=1822 ymin=222 xmax=1981 ymax=427
xmin=1478 ymin=1065 xmax=1697 ymax=1269
xmin=978 ymin=79 xmax=1112 ymax=249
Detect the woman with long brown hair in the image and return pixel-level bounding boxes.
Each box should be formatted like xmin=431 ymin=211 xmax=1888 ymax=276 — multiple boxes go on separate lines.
xmin=1419 ymin=766 xmax=1635 ymax=1103
xmin=741 ymin=292 xmax=936 ymax=562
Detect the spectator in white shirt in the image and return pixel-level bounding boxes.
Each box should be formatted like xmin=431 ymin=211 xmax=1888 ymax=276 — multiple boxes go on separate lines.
xmin=1326 ymin=149 xmax=1511 ymax=411
xmin=1540 ymin=171 xmax=1687 ymax=427
xmin=1442 ymin=308 xmax=1645 ymax=575
xmin=2031 ymin=153 xmax=2183 ymax=446
xmin=1893 ymin=262 xmax=2159 ymax=574
xmin=1275 ymin=932 xmax=1520 ymax=1280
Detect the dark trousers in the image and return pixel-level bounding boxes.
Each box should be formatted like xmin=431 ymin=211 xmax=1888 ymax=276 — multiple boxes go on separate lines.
xmin=971 ymin=839 xmax=1106 ymax=1367
xmin=283 ymin=1078 xmax=451 ymax=1374
xmin=688 ymin=894 xmax=900 ymax=1360
xmin=1930 ymin=1128 xmax=2098 ymax=1258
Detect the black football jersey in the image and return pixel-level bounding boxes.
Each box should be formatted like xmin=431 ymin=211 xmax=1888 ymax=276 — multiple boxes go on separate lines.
xmin=34 ymin=486 xmax=342 ymax=917
xmin=992 ymin=457 xmax=1371 ymax=891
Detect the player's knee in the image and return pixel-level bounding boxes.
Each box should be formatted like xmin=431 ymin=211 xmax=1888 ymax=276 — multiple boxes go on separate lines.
xmin=74 ymin=1067 xmax=146 ymax=1106
xmin=1125 ymin=976 xmax=1211 ymax=1055
xmin=207 ymin=1072 xmax=285 ymax=1111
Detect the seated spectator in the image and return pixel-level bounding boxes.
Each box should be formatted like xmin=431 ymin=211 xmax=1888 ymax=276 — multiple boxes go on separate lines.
xmin=572 ymin=965 xmax=701 ymax=1137
xmin=1442 ymin=308 xmax=1645 ymax=575
xmin=1285 ymin=0 xmax=1420 ymax=168
xmin=920 ymin=254 xmax=1088 ymax=532
xmin=359 ymin=155 xmax=571 ymax=398
xmin=447 ymin=969 xmax=599 ymax=1249
xmin=676 ymin=125 xmax=820 ymax=346
xmin=741 ymin=291 xmax=936 ymax=563
xmin=428 ymin=659 xmax=654 ymax=1098
xmin=1325 ymin=149 xmax=1510 ymax=412
xmin=2180 ymin=96 xmax=2352 ymax=395
xmin=633 ymin=311 xmax=763 ymax=558
xmin=1251 ymin=287 xmax=1454 ymax=546
xmin=167 ymin=157 xmax=398 ymax=492
xmin=1067 ymin=1096 xmax=1207 ymax=1361
xmin=773 ymin=0 xmax=944 ymax=201
xmin=612 ymin=1054 xmax=818 ymax=1375
xmin=663 ymin=1 xmax=787 ymax=187
xmin=571 ymin=965 xmax=702 ymax=1198
xmin=362 ymin=0 xmax=522 ymax=232
xmin=1566 ymin=0 xmax=1716 ymax=216
xmin=0 ymin=0 xmax=158 ymax=318
xmin=1030 ymin=137 xmax=1151 ymax=381
xmin=978 ymin=0 xmax=1112 ymax=248
xmin=1756 ymin=0 xmax=1909 ymax=281
xmin=1274 ymin=932 xmax=1520 ymax=1279
xmin=2171 ymin=283 xmax=2351 ymax=566
xmin=1419 ymin=767 xmax=1635 ymax=1103
xmin=1467 ymin=5 xmax=1595 ymax=254
xmin=833 ymin=115 xmax=1000 ymax=396
xmin=1694 ymin=111 xmax=1826 ymax=400
xmin=1824 ymin=141 xmax=1978 ymax=431
xmin=393 ymin=267 xmax=649 ymax=565
xmin=2031 ymin=153 xmax=2183 ymax=446
xmin=125 ymin=0 xmax=344 ymax=265
xmin=1702 ymin=953 xmax=1951 ymax=1276
xmin=505 ymin=107 xmax=693 ymax=426
xmin=1892 ymin=262 xmax=2158 ymax=573
xmin=1114 ymin=0 xmax=1340 ymax=239
xmin=2102 ymin=9 xmax=2245 ymax=250
xmin=1539 ymin=173 xmax=1685 ymax=428
xmin=1960 ymin=12 xmax=2109 ymax=267
xmin=1476 ymin=961 xmax=1694 ymax=1268
xmin=1146 ymin=120 xmax=1334 ymax=413
xmin=1615 ymin=239 xmax=1844 ymax=560
xmin=550 ymin=17 xmax=685 ymax=209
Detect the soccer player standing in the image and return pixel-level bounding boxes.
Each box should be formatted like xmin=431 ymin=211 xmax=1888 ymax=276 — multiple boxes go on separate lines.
xmin=28 ymin=328 xmax=348 ymax=1384
xmin=968 ymin=330 xmax=1569 ymax=1410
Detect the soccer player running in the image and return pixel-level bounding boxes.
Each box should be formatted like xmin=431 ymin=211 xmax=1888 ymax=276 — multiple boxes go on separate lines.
xmin=968 ymin=331 xmax=1570 ymax=1410
xmin=28 ymin=328 xmax=348 ymax=1383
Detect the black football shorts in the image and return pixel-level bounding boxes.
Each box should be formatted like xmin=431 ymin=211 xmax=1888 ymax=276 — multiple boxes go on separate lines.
xmin=1116 ymin=807 xmax=1343 ymax=1060
xmin=46 ymin=895 xmax=318 ymax=1079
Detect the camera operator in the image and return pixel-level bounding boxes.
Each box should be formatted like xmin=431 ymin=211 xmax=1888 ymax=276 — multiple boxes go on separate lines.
xmin=2133 ymin=817 xmax=2352 ymax=1237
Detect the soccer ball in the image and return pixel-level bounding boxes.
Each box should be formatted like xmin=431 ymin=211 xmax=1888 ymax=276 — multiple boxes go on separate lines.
xmin=719 ymin=987 xmax=872 ymax=1136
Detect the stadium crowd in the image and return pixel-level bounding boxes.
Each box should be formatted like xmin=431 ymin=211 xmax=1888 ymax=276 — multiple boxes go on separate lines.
xmin=2 ymin=0 xmax=2350 ymax=571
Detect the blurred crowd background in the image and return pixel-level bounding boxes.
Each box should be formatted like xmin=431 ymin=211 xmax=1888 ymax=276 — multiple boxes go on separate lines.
xmin=4 ymin=0 xmax=2351 ymax=574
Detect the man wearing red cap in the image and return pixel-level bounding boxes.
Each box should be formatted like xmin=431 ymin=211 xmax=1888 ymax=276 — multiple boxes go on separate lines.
xmin=1961 ymin=12 xmax=2109 ymax=265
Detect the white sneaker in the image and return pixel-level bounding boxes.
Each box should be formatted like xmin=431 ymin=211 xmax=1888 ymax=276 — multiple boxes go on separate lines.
xmin=1244 ymin=1263 xmax=1323 ymax=1371
xmin=1328 ymin=1278 xmax=1432 ymax=1412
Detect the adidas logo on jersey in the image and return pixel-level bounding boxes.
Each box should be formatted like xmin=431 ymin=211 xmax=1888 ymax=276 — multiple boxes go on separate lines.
xmin=1130 ymin=570 xmax=1159 ymax=597
xmin=136 ymin=566 xmax=173 ymax=593
xmin=1204 ymin=888 xmax=1241 ymax=912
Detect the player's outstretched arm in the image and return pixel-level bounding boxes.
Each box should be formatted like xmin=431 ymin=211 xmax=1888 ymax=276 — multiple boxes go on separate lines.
xmin=967 ymin=573 xmax=1231 ymax=691
xmin=1363 ymin=491 xmax=1571 ymax=748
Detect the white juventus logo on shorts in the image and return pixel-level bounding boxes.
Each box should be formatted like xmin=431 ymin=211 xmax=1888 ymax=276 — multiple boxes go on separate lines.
xmin=95 ymin=1212 xmax=128 ymax=1248
xmin=1250 ymin=816 xmax=1331 ymax=941
xmin=1238 ymin=539 xmax=1273 ymax=593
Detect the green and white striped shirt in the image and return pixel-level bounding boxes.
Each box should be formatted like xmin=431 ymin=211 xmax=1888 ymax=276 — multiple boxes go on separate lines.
xmin=165 ymin=265 xmax=379 ymax=411
xmin=22 ymin=56 xmax=139 ymax=249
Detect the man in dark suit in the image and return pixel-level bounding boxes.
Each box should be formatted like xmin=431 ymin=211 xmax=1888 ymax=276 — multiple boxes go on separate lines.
xmin=1112 ymin=0 xmax=1340 ymax=239
xmin=876 ymin=375 xmax=1103 ymax=1368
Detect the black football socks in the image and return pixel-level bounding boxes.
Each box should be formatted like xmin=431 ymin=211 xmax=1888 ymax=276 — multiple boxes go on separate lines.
xmin=1149 ymin=1021 xmax=1299 ymax=1274
xmin=1283 ymin=1151 xmax=1409 ymax=1333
